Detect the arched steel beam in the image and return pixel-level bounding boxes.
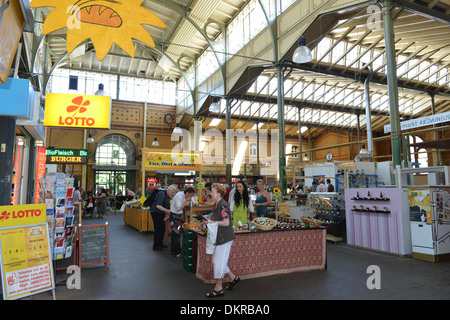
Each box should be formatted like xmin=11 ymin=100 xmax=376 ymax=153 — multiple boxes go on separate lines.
xmin=148 ymin=0 xmax=226 ymax=94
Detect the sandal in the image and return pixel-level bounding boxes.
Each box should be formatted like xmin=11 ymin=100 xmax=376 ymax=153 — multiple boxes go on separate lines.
xmin=225 ymin=276 xmax=240 ymax=290
xmin=206 ymin=289 xmax=224 ymax=298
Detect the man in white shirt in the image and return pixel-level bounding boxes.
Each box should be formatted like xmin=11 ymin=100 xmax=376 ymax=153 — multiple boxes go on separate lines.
xmin=169 ymin=187 xmax=195 ymax=256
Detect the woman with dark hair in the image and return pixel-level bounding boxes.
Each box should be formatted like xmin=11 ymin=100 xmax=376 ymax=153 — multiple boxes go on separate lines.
xmin=229 ymin=180 xmax=255 ymax=227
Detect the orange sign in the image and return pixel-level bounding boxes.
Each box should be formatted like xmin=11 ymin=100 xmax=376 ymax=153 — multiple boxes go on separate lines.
xmin=30 ymin=0 xmax=166 ymax=61
xmin=44 ymin=93 xmax=111 ymax=129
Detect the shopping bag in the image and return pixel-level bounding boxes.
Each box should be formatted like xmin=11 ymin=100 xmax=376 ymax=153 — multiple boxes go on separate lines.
xmin=206 ymin=222 xmax=218 ymax=254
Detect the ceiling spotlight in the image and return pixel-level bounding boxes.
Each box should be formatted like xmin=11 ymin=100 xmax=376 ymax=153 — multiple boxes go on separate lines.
xmin=209 ymin=97 xmax=221 ymax=113
xmin=292 ymin=37 xmax=312 ymax=64
xmin=173 ymin=123 xmax=182 ymax=134
xmin=359 ymin=144 xmax=369 ymax=156
xmin=152 ymin=137 xmax=159 ymax=147
xmin=94 ymin=83 xmax=105 ymax=96
xmin=87 ymin=134 xmax=95 ymax=144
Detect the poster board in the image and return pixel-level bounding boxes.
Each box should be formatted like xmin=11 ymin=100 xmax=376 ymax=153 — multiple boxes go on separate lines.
xmin=78 ymin=224 xmax=109 ymax=269
xmin=0 ymin=223 xmax=55 ymax=300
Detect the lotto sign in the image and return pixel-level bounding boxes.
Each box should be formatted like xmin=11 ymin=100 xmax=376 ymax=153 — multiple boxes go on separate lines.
xmin=44 ymin=92 xmax=111 ymax=129
xmin=0 ymin=224 xmax=55 ymax=300
xmin=0 ymin=204 xmax=46 ymax=228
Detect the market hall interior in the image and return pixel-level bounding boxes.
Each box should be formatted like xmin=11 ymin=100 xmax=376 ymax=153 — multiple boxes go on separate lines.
xmin=1 ymin=0 xmax=450 ymax=302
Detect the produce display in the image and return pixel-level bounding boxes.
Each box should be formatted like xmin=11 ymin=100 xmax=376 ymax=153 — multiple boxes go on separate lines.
xmin=275 ymin=217 xmax=308 ymax=230
xmin=185 ymin=215 xmax=323 ymax=235
xmin=252 ymin=217 xmax=277 ymax=231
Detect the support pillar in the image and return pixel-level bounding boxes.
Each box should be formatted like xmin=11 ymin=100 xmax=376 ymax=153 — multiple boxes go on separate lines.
xmin=226 ymin=98 xmax=232 ymax=186
xmin=430 ymin=94 xmax=440 ymax=166
xmin=298 ymin=107 xmax=303 ymax=182
xmin=0 ymin=117 xmax=16 ymax=205
xmin=277 ymin=65 xmax=287 ymax=194
xmin=382 ymin=0 xmax=402 ymax=172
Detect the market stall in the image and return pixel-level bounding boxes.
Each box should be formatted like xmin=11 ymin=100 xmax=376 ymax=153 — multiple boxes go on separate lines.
xmin=186 ymin=217 xmax=327 ymax=284
xmin=123 ymin=205 xmax=154 ymax=232
xmin=183 ymin=204 xmax=214 ymax=222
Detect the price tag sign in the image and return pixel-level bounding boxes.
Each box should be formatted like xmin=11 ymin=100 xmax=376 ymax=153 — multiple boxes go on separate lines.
xmin=197 ymin=182 xmax=205 ymax=190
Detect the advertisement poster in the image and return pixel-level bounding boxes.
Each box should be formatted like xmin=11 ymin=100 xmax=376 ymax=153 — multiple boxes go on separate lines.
xmin=408 ymin=188 xmax=431 ymax=223
xmin=35 ymin=147 xmax=47 ymax=203
xmin=0 ymin=224 xmax=55 ymax=300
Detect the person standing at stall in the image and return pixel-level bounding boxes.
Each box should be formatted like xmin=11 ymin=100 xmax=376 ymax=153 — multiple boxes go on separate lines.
xmin=204 ymin=183 xmax=239 ymax=298
xmin=96 ymin=188 xmax=107 ymax=219
xmin=229 ymin=180 xmax=255 ymax=226
xmin=326 ymin=179 xmax=335 ymax=192
xmin=169 ymin=187 xmax=195 ymax=256
xmin=253 ymin=179 xmax=271 ymax=217
xmin=150 ymin=185 xmax=177 ymax=251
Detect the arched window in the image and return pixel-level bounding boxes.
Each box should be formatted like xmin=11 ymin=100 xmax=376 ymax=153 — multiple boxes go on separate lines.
xmin=409 ymin=135 xmax=428 ymax=167
xmin=93 ymin=134 xmax=137 ymax=195
xmin=95 ymin=134 xmax=136 ymax=167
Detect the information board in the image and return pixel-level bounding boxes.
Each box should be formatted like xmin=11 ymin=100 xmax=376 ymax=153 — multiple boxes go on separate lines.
xmin=79 ymin=224 xmax=109 ymax=269
xmin=0 ymin=223 xmax=55 ymax=300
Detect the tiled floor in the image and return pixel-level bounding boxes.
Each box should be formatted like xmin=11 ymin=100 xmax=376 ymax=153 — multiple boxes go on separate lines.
xmin=23 ymin=211 xmax=450 ymax=300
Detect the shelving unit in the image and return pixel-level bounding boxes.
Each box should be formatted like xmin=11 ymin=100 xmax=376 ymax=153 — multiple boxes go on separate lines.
xmin=345 ymin=187 xmax=412 ymax=255
xmin=307 ymin=192 xmax=345 ymax=241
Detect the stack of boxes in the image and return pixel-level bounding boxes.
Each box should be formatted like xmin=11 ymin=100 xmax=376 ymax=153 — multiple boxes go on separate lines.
xmin=182 ymin=229 xmax=194 ymax=272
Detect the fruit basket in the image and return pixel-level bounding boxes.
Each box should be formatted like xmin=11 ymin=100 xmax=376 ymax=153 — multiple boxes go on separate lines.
xmin=182 ymin=220 xmax=202 ymax=231
xmin=252 ymin=217 xmax=277 ymax=231
xmin=301 ymin=217 xmax=323 ymax=228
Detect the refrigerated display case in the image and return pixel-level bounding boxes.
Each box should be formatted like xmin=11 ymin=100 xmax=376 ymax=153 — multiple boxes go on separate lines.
xmin=408 ymin=186 xmax=450 ymax=262
xmin=307 ymin=192 xmax=345 ymax=240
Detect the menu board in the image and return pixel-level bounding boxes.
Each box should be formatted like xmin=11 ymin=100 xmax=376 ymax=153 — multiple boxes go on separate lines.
xmin=0 ymin=224 xmax=55 ymax=300
xmin=79 ymin=224 xmax=109 ymax=269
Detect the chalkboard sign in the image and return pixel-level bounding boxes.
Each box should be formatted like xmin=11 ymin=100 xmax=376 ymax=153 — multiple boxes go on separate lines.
xmin=79 ymin=224 xmax=109 ymax=269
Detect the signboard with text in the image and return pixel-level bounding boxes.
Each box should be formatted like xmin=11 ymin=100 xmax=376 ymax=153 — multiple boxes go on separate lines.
xmin=46 ymin=148 xmax=88 ymax=164
xmin=44 ymin=93 xmax=111 ymax=129
xmin=144 ymin=152 xmax=201 ymax=171
xmin=384 ymin=111 xmax=450 ymax=133
xmin=0 ymin=223 xmax=55 ymax=300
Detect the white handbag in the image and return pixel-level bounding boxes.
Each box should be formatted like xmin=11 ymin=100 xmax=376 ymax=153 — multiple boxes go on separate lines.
xmin=206 ymin=222 xmax=218 ymax=254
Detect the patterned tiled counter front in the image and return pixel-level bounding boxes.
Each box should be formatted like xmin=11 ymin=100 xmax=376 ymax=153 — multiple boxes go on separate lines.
xmin=196 ymin=228 xmax=327 ymax=284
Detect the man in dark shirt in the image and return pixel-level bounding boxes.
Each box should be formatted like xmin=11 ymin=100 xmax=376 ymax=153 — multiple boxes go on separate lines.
xmin=326 ymin=179 xmax=335 ymax=192
xmin=150 ymin=185 xmax=177 ymax=251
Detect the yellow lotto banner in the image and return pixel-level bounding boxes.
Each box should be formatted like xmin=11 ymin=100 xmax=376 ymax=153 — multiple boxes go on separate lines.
xmin=0 ymin=224 xmax=54 ymax=300
xmin=44 ymin=93 xmax=111 ymax=129
xmin=144 ymin=152 xmax=201 ymax=171
xmin=0 ymin=204 xmax=47 ymax=229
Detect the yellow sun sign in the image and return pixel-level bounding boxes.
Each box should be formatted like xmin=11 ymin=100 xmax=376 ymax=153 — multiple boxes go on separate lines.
xmin=30 ymin=0 xmax=166 ymax=61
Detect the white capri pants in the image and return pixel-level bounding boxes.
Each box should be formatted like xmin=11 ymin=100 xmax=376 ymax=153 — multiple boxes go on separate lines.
xmin=212 ymin=240 xmax=233 ymax=279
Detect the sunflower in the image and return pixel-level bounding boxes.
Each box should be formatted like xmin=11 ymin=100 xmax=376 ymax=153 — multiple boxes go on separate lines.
xmin=273 ymin=187 xmax=280 ymax=194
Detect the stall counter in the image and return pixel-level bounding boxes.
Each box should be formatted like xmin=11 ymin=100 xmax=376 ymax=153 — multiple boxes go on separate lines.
xmin=194 ymin=227 xmax=327 ymax=284
xmin=124 ymin=206 xmax=154 ymax=232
